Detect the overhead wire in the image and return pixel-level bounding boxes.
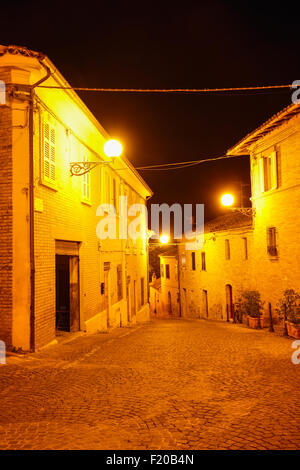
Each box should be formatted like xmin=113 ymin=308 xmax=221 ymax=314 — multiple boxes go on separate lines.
xmin=37 ymin=84 xmax=295 ymax=93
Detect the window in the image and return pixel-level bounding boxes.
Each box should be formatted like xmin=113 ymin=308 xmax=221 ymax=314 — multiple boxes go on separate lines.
xmin=201 ymin=252 xmax=206 ymax=271
xmin=117 ymin=264 xmax=123 ymax=301
xmin=141 ymin=277 xmax=145 ymax=306
xmin=166 ymin=264 xmax=170 ymax=279
xmin=243 ymin=237 xmax=248 ymax=260
xmin=181 ymin=253 xmax=186 ymax=268
xmin=267 ymin=227 xmax=278 ymax=257
xmin=161 ymin=264 xmax=164 ymax=278
xmin=191 ymin=252 xmax=196 ymax=271
xmin=43 ymin=121 xmax=56 ymax=183
xmin=225 ymin=239 xmax=230 ymax=260
xmin=105 ymin=170 xmax=110 ymax=204
xmin=259 ymin=151 xmax=278 ymax=193
xmin=82 ymin=154 xmax=90 ymax=201
xmin=112 ymin=178 xmax=117 ymax=212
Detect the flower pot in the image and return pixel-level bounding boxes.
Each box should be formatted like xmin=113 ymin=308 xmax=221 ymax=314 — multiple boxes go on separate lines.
xmin=286 ymin=321 xmax=300 ymax=339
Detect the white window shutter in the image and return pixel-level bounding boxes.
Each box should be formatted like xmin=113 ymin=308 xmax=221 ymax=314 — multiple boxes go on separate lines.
xmin=50 ymin=127 xmax=56 ymax=182
xmin=82 ymin=154 xmax=90 ymax=200
xmin=270 ymin=151 xmax=278 ymax=190
xmin=258 ymin=158 xmax=264 ymax=193
xmin=43 ymin=121 xmax=56 ymax=182
xmin=43 ymin=122 xmax=50 ymax=180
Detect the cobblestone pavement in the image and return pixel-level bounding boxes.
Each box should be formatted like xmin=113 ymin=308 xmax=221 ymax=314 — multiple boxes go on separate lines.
xmin=0 ymin=318 xmax=299 ymax=450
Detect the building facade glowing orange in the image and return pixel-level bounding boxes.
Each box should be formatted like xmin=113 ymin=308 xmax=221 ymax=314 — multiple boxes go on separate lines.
xmin=0 ymin=45 xmax=152 ymax=351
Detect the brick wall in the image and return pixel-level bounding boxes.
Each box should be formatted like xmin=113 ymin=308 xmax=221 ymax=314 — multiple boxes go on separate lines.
xmin=0 ymin=70 xmax=13 ymax=346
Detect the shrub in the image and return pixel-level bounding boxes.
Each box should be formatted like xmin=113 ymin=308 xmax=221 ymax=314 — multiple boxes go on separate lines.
xmin=276 ymin=289 xmax=300 ymax=325
xmin=238 ymin=290 xmax=264 ymax=319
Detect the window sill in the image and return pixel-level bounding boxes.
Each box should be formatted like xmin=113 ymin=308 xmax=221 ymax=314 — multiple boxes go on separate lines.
xmin=39 ymin=179 xmax=58 ymax=192
xmin=81 ymin=199 xmax=92 ymax=207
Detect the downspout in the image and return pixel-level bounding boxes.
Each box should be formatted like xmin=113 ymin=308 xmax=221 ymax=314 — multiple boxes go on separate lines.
xmin=28 ymin=61 xmax=51 ymax=351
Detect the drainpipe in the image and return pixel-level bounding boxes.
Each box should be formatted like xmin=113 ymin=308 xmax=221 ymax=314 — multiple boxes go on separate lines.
xmin=28 ymin=61 xmax=51 ymax=351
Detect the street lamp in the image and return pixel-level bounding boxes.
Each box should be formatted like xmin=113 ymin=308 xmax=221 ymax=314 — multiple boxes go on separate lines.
xmin=221 ymin=193 xmax=234 ymax=207
xmin=70 ymin=138 xmax=123 ymax=176
xmin=104 ymin=139 xmax=123 ymax=158
xmin=159 ymin=234 xmax=169 ymax=244
xmin=220 ymin=190 xmax=255 ymax=216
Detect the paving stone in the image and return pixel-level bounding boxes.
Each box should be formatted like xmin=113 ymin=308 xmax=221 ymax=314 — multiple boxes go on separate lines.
xmin=0 ymin=319 xmax=299 ymax=449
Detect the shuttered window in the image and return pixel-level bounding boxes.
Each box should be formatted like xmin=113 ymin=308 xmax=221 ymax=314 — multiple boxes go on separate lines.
xmin=225 ymin=239 xmax=230 ymax=260
xmin=43 ymin=121 xmax=56 ymax=183
xmin=201 ymin=252 xmax=206 ymax=270
xmin=267 ymin=227 xmax=278 ymax=257
xmin=165 ymin=264 xmax=170 ymax=279
xmin=82 ymin=155 xmax=90 ymax=201
xmin=259 ymin=152 xmax=278 ymax=193
xmin=191 ymin=252 xmax=196 ymax=270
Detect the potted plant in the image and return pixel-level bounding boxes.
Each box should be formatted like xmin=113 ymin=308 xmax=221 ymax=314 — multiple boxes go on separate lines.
xmin=239 ymin=290 xmax=264 ymax=329
xmin=277 ymin=289 xmax=300 ymax=339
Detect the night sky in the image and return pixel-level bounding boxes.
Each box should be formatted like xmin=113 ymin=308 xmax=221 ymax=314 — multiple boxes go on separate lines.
xmin=2 ymin=1 xmax=299 ymax=220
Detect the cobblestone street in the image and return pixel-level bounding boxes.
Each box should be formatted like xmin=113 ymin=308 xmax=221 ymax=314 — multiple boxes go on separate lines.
xmin=0 ymin=318 xmax=299 ymax=450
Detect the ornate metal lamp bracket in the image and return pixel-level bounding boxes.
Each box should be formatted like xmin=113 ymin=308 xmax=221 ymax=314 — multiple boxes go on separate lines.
xmin=70 ymin=161 xmax=111 ymax=176
xmin=232 ymin=207 xmax=256 ymax=217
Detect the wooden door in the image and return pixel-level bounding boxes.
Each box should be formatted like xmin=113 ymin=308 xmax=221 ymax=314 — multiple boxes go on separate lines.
xmin=226 ymin=284 xmax=233 ymax=320
xmin=104 ymin=268 xmax=110 ymax=327
xmin=202 ymin=289 xmax=208 ymax=318
xmin=69 ymin=256 xmax=80 ymax=332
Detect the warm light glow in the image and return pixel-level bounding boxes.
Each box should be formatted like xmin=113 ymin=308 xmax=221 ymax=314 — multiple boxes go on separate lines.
xmin=221 ymin=193 xmax=234 ymax=206
xmin=160 ymin=235 xmax=169 ymax=244
xmin=104 ymin=139 xmax=123 ymax=158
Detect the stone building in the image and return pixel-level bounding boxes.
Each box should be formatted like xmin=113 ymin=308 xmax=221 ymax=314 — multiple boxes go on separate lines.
xmin=178 ymin=100 xmax=300 ymax=325
xmin=228 ymin=100 xmax=300 ymax=319
xmin=178 ymin=213 xmax=253 ymax=320
xmin=0 ymin=45 xmax=152 ymax=351
xmin=149 ymin=247 xmax=180 ymax=317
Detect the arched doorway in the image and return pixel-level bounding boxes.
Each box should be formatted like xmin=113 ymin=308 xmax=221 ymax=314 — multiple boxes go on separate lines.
xmin=225 ymin=284 xmax=233 ymax=321
xmin=168 ymin=291 xmax=172 ymax=314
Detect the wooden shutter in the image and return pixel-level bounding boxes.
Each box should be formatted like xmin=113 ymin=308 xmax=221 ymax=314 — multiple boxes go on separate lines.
xmin=270 ymin=151 xmax=278 ymax=190
xmin=43 ymin=121 xmax=56 ymax=182
xmin=82 ymin=155 xmax=90 ymax=200
xmin=258 ymin=157 xmax=264 ymax=193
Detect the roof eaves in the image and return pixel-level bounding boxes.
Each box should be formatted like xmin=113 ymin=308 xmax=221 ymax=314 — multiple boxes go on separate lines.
xmin=227 ymin=102 xmax=300 ymax=156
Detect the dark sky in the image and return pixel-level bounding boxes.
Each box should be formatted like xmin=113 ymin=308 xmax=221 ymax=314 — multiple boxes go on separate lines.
xmin=2 ymin=1 xmax=299 ymax=220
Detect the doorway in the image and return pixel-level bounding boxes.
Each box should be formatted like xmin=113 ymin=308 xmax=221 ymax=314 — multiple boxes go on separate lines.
xmin=167 ymin=291 xmax=172 ymax=314
xmin=56 ymin=255 xmax=79 ymax=332
xmin=182 ymin=288 xmax=187 ymax=317
xmin=202 ymin=289 xmax=208 ymax=318
xmin=225 ymin=284 xmax=233 ymax=320
xmin=126 ymin=276 xmax=131 ymax=322
xmin=104 ymin=263 xmax=111 ymax=328
xmin=132 ymin=280 xmax=137 ymax=319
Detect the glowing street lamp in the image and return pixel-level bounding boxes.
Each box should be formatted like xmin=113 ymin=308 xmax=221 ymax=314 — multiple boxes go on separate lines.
xmin=104 ymin=139 xmax=123 ymax=158
xmin=221 ymin=193 xmax=234 ymax=207
xmin=159 ymin=234 xmax=169 ymax=244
